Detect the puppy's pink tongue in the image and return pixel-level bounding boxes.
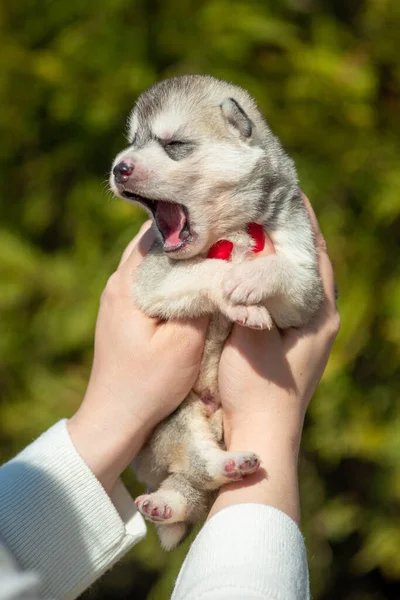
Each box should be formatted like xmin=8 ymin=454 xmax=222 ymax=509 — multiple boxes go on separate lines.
xmin=156 ymin=202 xmax=186 ymax=250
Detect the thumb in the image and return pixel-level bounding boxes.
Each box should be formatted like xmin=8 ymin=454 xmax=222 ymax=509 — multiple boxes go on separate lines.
xmin=118 ymin=220 xmax=153 ymax=268
xmin=249 ymin=231 xmax=275 ymax=260
xmin=227 ymin=322 xmax=282 ymax=367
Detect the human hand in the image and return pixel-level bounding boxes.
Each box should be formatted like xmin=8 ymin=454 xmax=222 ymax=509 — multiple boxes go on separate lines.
xmin=211 ymin=194 xmax=340 ymax=521
xmin=219 ymin=194 xmax=339 ymax=444
xmin=68 ymin=222 xmax=209 ymax=493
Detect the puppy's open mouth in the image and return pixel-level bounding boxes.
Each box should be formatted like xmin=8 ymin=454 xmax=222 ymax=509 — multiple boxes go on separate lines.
xmin=122 ymin=191 xmax=191 ymax=252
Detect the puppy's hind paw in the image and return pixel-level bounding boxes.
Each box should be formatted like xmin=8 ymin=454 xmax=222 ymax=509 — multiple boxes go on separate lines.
xmin=135 ymin=490 xmax=188 ymax=524
xmin=205 ymin=450 xmax=261 ymax=487
xmin=222 ymin=303 xmax=273 ymax=330
xmin=223 ymin=452 xmax=261 ymax=481
xmin=135 ymin=494 xmax=173 ymax=523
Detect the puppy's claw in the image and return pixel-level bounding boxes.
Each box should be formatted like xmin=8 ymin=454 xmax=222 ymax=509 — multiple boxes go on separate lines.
xmin=222 ymin=303 xmax=273 ymax=330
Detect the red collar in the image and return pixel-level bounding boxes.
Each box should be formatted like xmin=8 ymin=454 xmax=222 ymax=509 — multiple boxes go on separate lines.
xmin=207 ymin=223 xmax=265 ymax=260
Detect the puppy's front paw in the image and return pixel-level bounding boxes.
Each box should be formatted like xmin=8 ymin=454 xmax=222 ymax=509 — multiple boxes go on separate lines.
xmin=222 ymin=264 xmax=264 ymax=305
xmin=222 ymin=303 xmax=273 ymax=330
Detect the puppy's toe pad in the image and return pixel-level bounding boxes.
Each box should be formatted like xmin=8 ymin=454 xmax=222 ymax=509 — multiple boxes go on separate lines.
xmin=135 ymin=494 xmax=173 ymax=523
xmin=223 ymin=452 xmax=260 ymax=480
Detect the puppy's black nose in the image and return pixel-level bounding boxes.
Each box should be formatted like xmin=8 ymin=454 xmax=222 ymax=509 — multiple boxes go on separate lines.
xmin=113 ymin=161 xmax=134 ymax=183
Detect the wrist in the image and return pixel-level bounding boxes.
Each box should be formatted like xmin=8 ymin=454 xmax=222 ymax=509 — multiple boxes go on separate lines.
xmin=227 ymin=424 xmax=301 ymax=491
xmin=224 ymin=410 xmax=305 ymax=457
xmin=208 ymin=412 xmax=303 ymax=523
xmin=68 ymin=388 xmax=150 ymax=494
xmin=209 ymin=453 xmax=300 ymax=523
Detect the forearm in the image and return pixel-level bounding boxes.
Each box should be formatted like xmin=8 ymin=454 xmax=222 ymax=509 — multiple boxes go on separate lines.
xmin=209 ymin=415 xmax=303 ymax=523
xmin=67 ymin=381 xmax=149 ymax=495
xmin=175 ymin=416 xmax=309 ymax=599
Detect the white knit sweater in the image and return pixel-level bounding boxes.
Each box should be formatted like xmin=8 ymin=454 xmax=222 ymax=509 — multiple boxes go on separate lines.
xmin=0 ymin=421 xmax=310 ymax=599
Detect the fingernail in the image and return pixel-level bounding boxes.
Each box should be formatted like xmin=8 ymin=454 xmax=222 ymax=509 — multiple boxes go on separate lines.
xmin=334 ymin=283 xmax=339 ymax=300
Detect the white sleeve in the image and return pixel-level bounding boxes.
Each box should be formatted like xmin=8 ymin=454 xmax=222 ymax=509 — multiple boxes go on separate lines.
xmin=172 ymin=504 xmax=310 ymax=600
xmin=0 ymin=420 xmax=146 ymax=600
xmin=0 ymin=542 xmax=41 ymax=600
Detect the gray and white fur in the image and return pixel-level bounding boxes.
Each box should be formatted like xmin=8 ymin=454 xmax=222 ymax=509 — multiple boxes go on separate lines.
xmin=110 ymin=75 xmax=323 ymax=550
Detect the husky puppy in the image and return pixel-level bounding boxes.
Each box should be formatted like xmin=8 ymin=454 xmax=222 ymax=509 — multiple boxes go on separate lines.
xmin=110 ymin=75 xmax=323 ymax=550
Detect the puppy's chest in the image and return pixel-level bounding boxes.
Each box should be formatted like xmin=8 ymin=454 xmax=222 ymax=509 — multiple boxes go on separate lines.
xmin=226 ymin=231 xmax=257 ymax=263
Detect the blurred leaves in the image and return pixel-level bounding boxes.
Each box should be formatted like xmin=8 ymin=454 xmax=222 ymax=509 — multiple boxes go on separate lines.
xmin=0 ymin=0 xmax=400 ymax=598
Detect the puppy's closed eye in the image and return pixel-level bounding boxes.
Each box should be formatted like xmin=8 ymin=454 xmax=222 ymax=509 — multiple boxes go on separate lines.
xmin=166 ymin=140 xmax=186 ymax=146
xmin=163 ymin=139 xmax=195 ymax=161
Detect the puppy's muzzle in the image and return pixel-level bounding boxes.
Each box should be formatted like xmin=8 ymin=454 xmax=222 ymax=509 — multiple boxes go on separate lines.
xmin=113 ymin=161 xmax=134 ymax=184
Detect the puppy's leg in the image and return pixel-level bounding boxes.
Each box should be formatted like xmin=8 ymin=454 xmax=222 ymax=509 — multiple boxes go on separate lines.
xmin=133 ymin=249 xmax=229 ymax=318
xmin=222 ymin=254 xmax=322 ymax=328
xmin=222 ymin=254 xmax=295 ymax=305
xmin=134 ymin=399 xmax=260 ymax=550
xmin=193 ymin=445 xmax=261 ymax=489
xmin=155 ymin=523 xmax=191 ymax=552
xmin=135 ymin=473 xmax=211 ymax=550
xmin=133 ymin=246 xmax=272 ymax=326
xmin=184 ymin=410 xmax=261 ymax=490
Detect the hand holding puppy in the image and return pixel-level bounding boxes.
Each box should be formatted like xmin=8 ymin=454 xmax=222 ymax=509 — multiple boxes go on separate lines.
xmin=68 ymin=222 xmax=209 ymax=494
xmin=213 ymin=194 xmax=340 ymax=522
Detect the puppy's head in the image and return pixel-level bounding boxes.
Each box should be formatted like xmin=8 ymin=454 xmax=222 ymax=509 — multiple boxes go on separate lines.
xmin=110 ymin=75 xmax=281 ymax=259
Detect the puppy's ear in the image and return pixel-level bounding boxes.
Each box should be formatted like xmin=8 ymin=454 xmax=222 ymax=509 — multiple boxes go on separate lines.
xmin=220 ymin=98 xmax=253 ymax=139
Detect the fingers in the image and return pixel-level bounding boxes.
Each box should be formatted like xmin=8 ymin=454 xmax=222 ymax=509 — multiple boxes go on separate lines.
xmin=249 ymin=232 xmax=275 ymax=259
xmin=125 ymin=225 xmax=156 ymax=272
xmin=107 ymin=220 xmax=158 ymax=335
xmin=301 ymin=193 xmax=326 ymax=252
xmin=282 ymin=193 xmax=340 ymax=349
xmin=300 ymin=192 xmax=337 ymax=313
xmin=227 ymin=322 xmax=283 ymax=377
xmin=118 ymin=220 xmax=153 ymax=268
xmin=228 ymin=321 xmax=282 ymax=354
xmin=222 ymin=324 xmax=298 ymax=398
xmin=263 ymin=235 xmax=276 ymax=255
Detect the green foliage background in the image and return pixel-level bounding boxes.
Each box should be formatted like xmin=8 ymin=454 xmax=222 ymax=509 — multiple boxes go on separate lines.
xmin=1 ymin=0 xmax=399 ymax=598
